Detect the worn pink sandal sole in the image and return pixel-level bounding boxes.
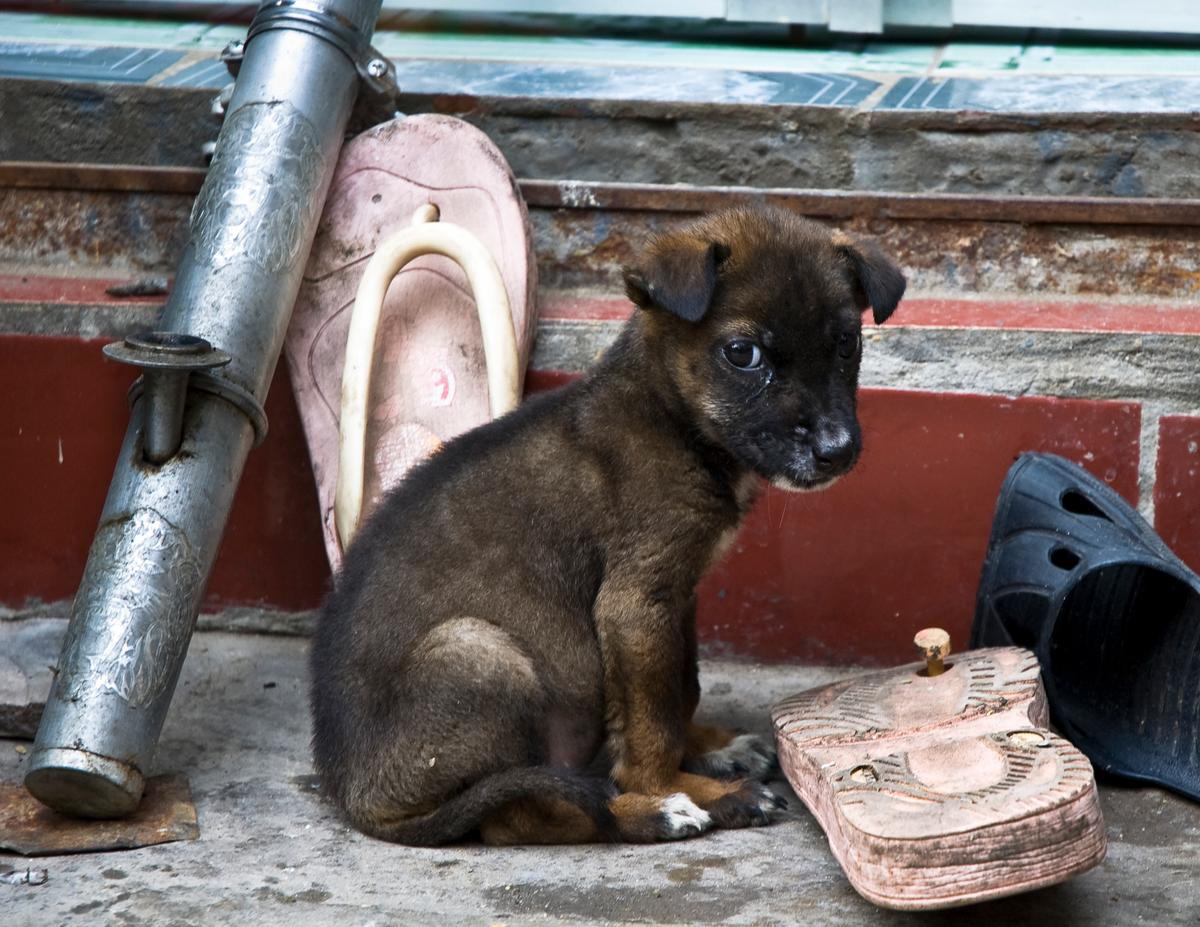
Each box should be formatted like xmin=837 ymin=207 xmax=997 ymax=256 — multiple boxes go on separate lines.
xmin=772 ymin=642 xmax=1106 ymax=910
xmin=286 ymin=114 xmax=537 ymax=569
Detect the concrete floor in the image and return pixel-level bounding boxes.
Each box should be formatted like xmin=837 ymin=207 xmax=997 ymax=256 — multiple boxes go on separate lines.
xmin=3 ymin=630 xmax=1199 ymax=926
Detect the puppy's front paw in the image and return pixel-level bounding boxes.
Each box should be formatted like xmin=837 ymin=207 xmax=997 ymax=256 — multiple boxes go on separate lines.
xmin=685 ymin=733 xmax=778 ymax=781
xmin=707 ymin=781 xmax=788 ymax=830
xmin=658 ymin=792 xmax=714 ymax=840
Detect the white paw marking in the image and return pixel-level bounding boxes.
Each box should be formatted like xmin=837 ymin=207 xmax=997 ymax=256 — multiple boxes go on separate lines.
xmin=701 ymin=734 xmax=777 ymax=779
xmin=660 ymin=793 xmax=713 ymax=839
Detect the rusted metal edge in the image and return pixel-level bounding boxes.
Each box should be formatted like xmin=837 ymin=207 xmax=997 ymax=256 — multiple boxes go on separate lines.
xmin=3 ymin=162 xmax=1200 ymax=227
xmin=0 ymin=162 xmax=206 ymax=196
xmin=520 ymin=180 xmax=1200 ymax=227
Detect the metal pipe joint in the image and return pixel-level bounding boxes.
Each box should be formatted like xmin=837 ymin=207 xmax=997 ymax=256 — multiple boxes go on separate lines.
xmin=104 ymin=332 xmax=231 ymax=464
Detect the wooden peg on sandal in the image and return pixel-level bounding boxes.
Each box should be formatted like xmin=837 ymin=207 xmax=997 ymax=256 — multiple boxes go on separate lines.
xmin=914 ymin=628 xmax=951 ymax=677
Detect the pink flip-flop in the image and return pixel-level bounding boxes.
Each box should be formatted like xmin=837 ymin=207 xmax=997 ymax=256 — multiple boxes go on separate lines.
xmin=286 ymin=115 xmax=537 ymax=569
xmin=772 ymin=630 xmax=1106 ymax=910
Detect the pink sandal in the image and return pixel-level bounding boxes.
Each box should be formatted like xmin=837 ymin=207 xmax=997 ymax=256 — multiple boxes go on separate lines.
xmin=286 ymin=115 xmax=537 ymax=568
xmin=772 ymin=630 xmax=1106 ymax=909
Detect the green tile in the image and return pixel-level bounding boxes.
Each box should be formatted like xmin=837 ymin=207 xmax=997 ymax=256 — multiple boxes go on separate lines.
xmin=937 ymin=42 xmax=1023 ymax=71
xmin=0 ymin=12 xmax=206 ymax=47
xmin=1017 ymin=44 xmax=1200 ymax=75
xmin=193 ymin=25 xmax=249 ymax=50
xmin=5 ymin=8 xmax=1197 ymax=84
xmin=855 ymin=42 xmax=942 ymax=70
xmin=371 ymin=31 xmax=939 ymax=74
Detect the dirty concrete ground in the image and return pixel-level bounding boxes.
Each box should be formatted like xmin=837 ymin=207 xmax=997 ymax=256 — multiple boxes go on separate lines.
xmin=3 ymin=629 xmax=1198 ymax=926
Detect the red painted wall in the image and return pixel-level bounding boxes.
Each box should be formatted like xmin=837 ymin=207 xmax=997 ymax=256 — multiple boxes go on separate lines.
xmin=0 ymin=336 xmax=330 ymax=612
xmin=696 ymin=390 xmax=1140 ymax=664
xmin=1156 ymin=416 xmax=1200 ymax=573
xmin=0 ymin=334 xmax=1182 ymax=665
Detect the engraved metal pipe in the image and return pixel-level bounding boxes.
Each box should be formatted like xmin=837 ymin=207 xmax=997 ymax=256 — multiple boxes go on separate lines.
xmin=26 ymin=0 xmax=383 ymax=817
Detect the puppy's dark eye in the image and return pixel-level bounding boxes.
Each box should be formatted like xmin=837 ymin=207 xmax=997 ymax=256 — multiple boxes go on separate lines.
xmin=837 ymin=332 xmax=861 ymax=359
xmin=722 ymin=340 xmax=762 ymax=370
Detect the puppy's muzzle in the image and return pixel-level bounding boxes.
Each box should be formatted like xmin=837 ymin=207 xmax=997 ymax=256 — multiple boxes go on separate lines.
xmin=794 ymin=423 xmax=857 ymax=476
xmin=813 ymin=431 xmax=856 ymax=474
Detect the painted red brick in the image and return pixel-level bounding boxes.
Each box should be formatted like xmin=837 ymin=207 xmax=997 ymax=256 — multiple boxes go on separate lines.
xmin=697 ymin=389 xmax=1141 ymax=665
xmin=524 ymin=368 xmax=577 ymax=394
xmin=0 ymin=336 xmax=329 ymax=611
xmin=1155 ymin=416 xmax=1200 ymax=573
xmin=1 ymin=335 xmax=1143 ymax=666
xmin=207 ymin=366 xmax=330 ymax=610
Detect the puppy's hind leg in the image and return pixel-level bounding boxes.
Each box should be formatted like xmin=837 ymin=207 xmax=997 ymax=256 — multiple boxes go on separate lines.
xmin=333 ymin=617 xmax=608 ymax=845
xmin=480 ymin=793 xmax=612 ymax=845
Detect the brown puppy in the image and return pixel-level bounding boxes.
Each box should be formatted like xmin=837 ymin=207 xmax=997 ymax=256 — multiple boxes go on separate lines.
xmin=310 ymin=206 xmax=905 ymax=845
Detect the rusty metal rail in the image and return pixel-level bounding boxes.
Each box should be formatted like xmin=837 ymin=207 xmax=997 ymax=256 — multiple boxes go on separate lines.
xmin=519 ymin=180 xmax=1200 ymax=227
xmin=0 ymin=162 xmax=207 ymax=196
xmin=4 ymin=161 xmax=1200 ymax=227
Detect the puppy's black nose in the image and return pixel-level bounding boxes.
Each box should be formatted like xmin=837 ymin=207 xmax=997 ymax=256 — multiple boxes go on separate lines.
xmin=814 ymin=435 xmax=855 ymax=473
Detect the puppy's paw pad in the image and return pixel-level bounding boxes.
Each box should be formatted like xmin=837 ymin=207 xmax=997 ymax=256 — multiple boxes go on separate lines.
xmin=659 ymin=792 xmax=713 ymax=840
xmin=708 ymin=782 xmax=788 ymax=830
xmin=690 ymin=734 xmax=778 ymax=781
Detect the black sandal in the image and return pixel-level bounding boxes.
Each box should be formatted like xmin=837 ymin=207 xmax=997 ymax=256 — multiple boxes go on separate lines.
xmin=972 ymin=452 xmax=1200 ymax=801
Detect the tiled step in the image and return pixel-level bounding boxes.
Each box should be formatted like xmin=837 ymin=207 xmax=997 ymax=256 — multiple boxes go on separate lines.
xmin=5 ymin=11 xmax=1200 ymax=199
xmin=3 ymin=18 xmax=1199 ymax=663
xmin=5 ymin=73 xmax=1200 ymax=197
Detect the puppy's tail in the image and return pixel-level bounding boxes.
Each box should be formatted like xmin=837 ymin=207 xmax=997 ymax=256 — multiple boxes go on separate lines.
xmin=354 ymin=766 xmax=618 ymax=846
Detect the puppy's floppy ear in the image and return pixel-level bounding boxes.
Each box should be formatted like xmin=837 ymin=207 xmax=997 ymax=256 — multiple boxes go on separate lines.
xmin=624 ymin=237 xmax=730 ymax=323
xmin=836 ymin=233 xmax=906 ymax=325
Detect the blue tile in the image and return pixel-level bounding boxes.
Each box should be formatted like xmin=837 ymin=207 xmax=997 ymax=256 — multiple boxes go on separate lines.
xmin=161 ymin=56 xmax=230 ymax=88
xmin=756 ymin=71 xmax=878 ymax=106
xmin=0 ymin=42 xmax=183 ymax=83
xmin=877 ymin=74 xmax=1200 ymax=113
xmin=878 ymin=77 xmax=948 ymax=109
